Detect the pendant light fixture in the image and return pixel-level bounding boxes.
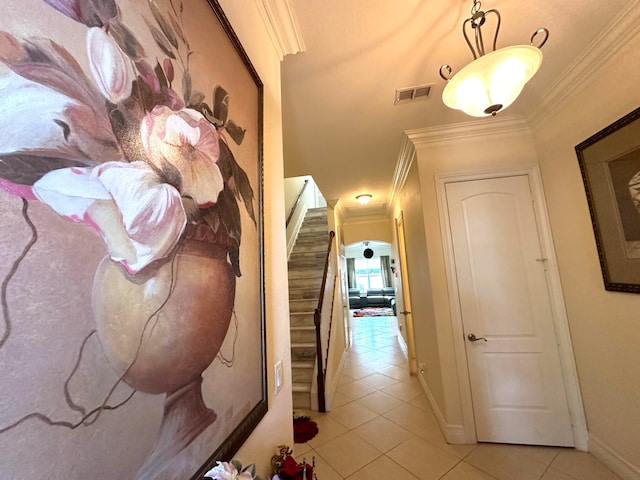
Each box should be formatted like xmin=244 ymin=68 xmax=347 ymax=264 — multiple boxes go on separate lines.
xmin=363 ymin=241 xmax=374 ymax=259
xmin=439 ymin=0 xmax=549 ymax=117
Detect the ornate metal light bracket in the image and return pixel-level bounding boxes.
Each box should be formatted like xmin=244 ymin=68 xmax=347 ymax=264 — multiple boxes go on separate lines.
xmin=439 ymin=0 xmax=549 ymax=82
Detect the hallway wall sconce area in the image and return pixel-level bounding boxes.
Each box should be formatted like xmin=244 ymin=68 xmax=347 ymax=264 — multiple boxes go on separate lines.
xmin=356 ymin=194 xmax=372 ymax=204
xmin=439 ymin=0 xmax=549 ymax=117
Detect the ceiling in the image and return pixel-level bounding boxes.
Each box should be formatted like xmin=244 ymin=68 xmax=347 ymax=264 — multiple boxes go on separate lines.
xmin=281 ymin=0 xmax=634 ymax=219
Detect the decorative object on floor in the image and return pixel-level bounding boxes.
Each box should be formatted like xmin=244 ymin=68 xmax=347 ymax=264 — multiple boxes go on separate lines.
xmin=352 ymin=307 xmax=395 ymax=317
xmin=0 ymin=1 xmax=266 ymax=479
xmin=205 ymin=459 xmax=262 ymax=480
xmin=293 ymin=415 xmax=319 ymax=443
xmin=439 ymin=0 xmax=549 ymax=117
xmin=270 ymin=445 xmax=315 ymax=480
xmin=576 ymin=105 xmax=640 ymax=293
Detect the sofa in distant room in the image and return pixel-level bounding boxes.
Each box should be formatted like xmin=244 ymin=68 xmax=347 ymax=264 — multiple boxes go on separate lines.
xmin=348 ymin=287 xmax=396 ymax=314
xmin=348 ymin=288 xmax=362 ymax=309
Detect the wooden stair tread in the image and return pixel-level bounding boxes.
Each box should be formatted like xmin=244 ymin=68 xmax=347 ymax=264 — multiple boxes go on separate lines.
xmin=289 ymin=207 xmax=329 ymax=409
xmin=292 ymin=383 xmax=312 ymax=392
xmin=292 ymin=361 xmax=315 ymax=368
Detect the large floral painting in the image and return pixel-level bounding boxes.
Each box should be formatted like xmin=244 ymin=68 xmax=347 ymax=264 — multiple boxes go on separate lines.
xmin=0 ymin=0 xmax=265 ymax=479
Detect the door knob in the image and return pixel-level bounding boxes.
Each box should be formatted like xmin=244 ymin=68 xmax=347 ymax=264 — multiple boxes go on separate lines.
xmin=399 ymin=311 xmax=411 ymax=315
xmin=467 ymin=333 xmax=487 ymax=342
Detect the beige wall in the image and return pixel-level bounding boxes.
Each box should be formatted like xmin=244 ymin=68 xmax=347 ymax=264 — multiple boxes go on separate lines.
xmin=218 ymin=1 xmax=294 ymax=474
xmin=283 ymin=176 xmax=311 ymax=219
xmin=530 ymin=27 xmax=640 ymax=472
xmin=284 ymin=176 xmax=319 ymax=256
xmin=343 ymin=217 xmax=393 ymax=245
xmin=390 ymin=160 xmax=446 ymax=416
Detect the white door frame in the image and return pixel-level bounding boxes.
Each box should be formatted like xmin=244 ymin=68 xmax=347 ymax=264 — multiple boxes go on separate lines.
xmin=395 ymin=212 xmax=418 ymax=375
xmin=436 ymin=164 xmax=588 ymax=449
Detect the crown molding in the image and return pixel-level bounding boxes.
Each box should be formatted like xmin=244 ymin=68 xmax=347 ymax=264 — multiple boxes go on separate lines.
xmin=342 ymin=214 xmax=391 ymax=226
xmin=255 ymin=0 xmax=306 ymax=60
xmin=527 ymin=0 xmax=640 ymax=129
xmin=387 ymin=134 xmax=416 ymax=212
xmin=334 ymin=198 xmax=347 ymax=220
xmin=406 ymin=114 xmax=530 ymax=146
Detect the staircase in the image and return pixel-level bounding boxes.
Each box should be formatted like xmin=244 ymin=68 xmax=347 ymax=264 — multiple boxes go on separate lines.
xmin=288 ymin=207 xmax=329 ymax=410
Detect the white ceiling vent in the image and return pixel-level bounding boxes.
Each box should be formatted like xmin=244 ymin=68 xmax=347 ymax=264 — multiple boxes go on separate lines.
xmin=394 ymin=84 xmax=433 ymax=105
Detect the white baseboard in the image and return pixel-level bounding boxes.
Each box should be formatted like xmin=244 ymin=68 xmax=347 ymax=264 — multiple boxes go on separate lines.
xmin=588 ymin=434 xmax=640 ymax=480
xmin=324 ymin=347 xmax=348 ymax=412
xmin=397 ymin=327 xmax=408 ymax=358
xmin=416 ymin=371 xmax=468 ymax=445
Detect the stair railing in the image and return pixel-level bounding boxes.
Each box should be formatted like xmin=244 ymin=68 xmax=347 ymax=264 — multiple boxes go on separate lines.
xmin=285 ymin=179 xmax=309 ymax=228
xmin=314 ymin=229 xmax=335 ymax=412
xmin=322 ymin=278 xmax=338 ymax=377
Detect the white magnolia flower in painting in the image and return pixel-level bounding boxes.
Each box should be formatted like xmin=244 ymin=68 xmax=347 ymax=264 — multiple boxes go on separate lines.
xmin=0 ymin=72 xmax=122 ymax=163
xmin=87 ymin=26 xmax=136 ymax=103
xmin=32 ymin=161 xmax=187 ymax=274
xmin=141 ymin=105 xmax=224 ymax=207
xmin=0 ymin=0 xmax=253 ymax=279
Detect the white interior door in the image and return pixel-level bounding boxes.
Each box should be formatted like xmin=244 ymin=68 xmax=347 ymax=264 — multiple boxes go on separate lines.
xmin=446 ymin=175 xmax=574 ymax=446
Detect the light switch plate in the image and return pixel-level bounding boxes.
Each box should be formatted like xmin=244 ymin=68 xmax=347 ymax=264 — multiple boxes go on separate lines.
xmin=274 ymin=360 xmax=283 ymax=394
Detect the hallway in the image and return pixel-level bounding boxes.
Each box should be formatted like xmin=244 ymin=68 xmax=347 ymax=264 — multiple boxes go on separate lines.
xmin=294 ymin=315 xmax=621 ymax=480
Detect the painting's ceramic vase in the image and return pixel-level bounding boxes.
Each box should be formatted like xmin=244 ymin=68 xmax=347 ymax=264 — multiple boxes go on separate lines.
xmin=91 ymin=223 xmax=236 ymax=479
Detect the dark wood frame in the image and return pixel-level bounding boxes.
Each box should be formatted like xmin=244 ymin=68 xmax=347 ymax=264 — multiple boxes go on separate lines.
xmin=576 ymin=106 xmax=640 ymax=293
xmin=191 ymin=1 xmax=267 ymax=477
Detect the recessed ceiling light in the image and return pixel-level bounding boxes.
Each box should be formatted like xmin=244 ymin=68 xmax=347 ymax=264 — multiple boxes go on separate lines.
xmin=356 ymin=194 xmax=372 ymax=204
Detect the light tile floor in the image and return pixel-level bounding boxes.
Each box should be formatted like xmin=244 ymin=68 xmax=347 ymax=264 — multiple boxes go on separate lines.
xmin=294 ymin=315 xmax=622 ymax=480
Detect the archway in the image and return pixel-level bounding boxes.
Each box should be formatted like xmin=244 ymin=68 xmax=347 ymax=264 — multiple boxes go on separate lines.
xmin=345 ymin=240 xmax=396 ymax=316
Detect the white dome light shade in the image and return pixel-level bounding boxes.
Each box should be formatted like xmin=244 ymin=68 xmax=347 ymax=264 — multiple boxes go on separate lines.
xmin=442 ymin=45 xmax=543 ymax=117
xmin=356 ymin=194 xmax=372 ymax=204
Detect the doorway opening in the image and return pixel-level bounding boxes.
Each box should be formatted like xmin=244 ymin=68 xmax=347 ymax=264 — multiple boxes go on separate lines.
xmin=345 ymin=240 xmax=397 ymax=316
